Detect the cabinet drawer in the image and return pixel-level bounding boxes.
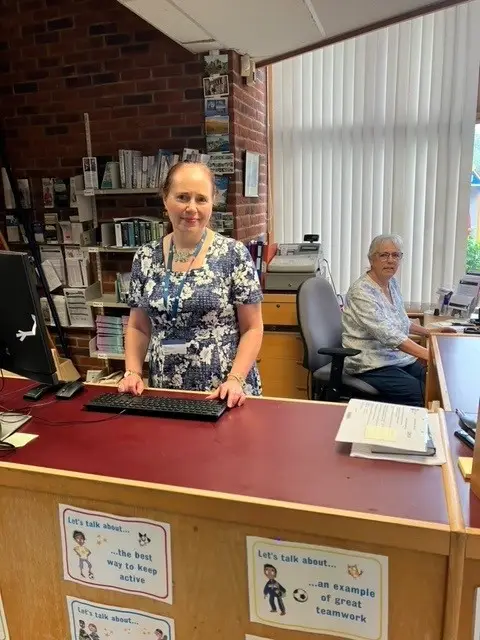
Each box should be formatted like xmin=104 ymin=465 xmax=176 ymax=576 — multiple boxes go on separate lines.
xmin=258 ymin=358 xmax=308 ymax=399
xmin=259 ymin=332 xmax=304 ymax=362
xmin=262 ymin=300 xmax=297 ymax=326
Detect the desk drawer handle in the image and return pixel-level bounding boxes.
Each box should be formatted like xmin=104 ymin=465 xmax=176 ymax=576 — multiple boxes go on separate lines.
xmin=256 ymin=358 xmax=262 ymax=363
xmin=296 ymin=385 xmax=307 ymax=391
xmin=276 ymin=304 xmax=280 ymax=308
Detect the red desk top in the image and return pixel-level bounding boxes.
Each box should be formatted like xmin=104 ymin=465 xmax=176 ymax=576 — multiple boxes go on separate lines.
xmin=0 ymin=378 xmax=448 ymax=524
xmin=446 ymin=411 xmax=480 ymax=529
xmin=436 ymin=336 xmax=480 ymax=414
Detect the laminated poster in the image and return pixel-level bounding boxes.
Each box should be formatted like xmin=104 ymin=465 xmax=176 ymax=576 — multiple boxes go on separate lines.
xmin=59 ymin=504 xmax=172 ymax=602
xmin=247 ymin=536 xmax=388 ymax=639
xmin=0 ymin=592 xmax=9 ymax=640
xmin=67 ymin=597 xmax=175 ymax=640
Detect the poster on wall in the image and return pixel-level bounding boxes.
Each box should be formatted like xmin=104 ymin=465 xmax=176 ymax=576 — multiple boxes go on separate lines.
xmin=66 ymin=596 xmax=175 ymax=640
xmin=0 ymin=592 xmax=9 ymax=640
xmin=246 ymin=536 xmax=388 ymax=640
xmin=59 ymin=504 xmax=172 ymax=603
xmin=204 ymin=53 xmax=228 ymax=76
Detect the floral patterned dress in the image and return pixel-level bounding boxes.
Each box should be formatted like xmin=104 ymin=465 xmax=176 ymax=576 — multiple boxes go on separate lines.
xmin=128 ymin=233 xmax=263 ymax=395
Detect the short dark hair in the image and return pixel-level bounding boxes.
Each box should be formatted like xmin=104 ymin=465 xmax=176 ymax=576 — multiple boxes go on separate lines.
xmin=73 ymin=530 xmax=85 ymax=540
xmin=264 ymin=563 xmax=277 ymax=574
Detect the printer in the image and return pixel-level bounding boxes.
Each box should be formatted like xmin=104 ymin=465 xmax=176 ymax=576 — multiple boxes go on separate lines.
xmin=264 ymin=235 xmax=324 ymax=291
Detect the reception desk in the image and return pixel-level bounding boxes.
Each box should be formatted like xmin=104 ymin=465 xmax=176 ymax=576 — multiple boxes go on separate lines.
xmin=427 ymin=334 xmax=480 ymax=412
xmin=0 ymin=377 xmax=460 ymax=639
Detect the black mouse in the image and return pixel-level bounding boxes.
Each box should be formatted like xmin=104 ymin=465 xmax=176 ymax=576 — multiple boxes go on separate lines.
xmin=55 ymin=380 xmax=84 ymax=400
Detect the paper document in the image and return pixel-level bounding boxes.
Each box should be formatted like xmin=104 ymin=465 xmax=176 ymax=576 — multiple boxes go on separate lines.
xmin=41 ymin=259 xmax=62 ymax=291
xmin=336 ymin=399 xmax=428 ymax=453
xmin=350 ymin=413 xmax=446 ymax=466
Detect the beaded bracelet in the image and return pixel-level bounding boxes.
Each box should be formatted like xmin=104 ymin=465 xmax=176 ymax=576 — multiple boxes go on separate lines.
xmin=227 ymin=373 xmax=246 ymax=389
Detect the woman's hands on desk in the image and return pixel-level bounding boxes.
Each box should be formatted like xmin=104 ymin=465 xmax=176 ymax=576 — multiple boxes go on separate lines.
xmin=439 ymin=327 xmax=457 ymax=334
xmin=118 ymin=372 xmax=144 ymax=396
xmin=207 ymin=378 xmax=246 ymax=408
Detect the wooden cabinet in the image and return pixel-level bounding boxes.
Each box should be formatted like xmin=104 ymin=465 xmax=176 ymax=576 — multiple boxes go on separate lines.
xmin=257 ymin=332 xmax=308 ymax=400
xmin=259 ymin=294 xmax=308 ymax=400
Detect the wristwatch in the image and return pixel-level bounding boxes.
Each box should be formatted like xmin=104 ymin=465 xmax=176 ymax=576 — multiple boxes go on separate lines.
xmin=124 ymin=370 xmax=141 ymax=379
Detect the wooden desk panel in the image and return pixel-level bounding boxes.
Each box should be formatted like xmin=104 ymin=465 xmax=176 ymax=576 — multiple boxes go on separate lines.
xmin=434 ymin=335 xmax=480 ymax=413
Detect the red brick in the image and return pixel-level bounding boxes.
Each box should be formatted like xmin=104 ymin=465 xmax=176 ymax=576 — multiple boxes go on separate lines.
xmin=136 ymin=78 xmax=167 ymax=92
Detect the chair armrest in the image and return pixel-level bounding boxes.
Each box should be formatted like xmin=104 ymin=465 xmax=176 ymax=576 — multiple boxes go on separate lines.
xmin=316 ymin=347 xmax=360 ymax=402
xmin=317 ymin=347 xmax=360 ymax=358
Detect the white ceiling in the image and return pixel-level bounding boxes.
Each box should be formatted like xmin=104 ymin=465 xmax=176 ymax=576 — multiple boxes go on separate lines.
xmin=117 ymin=0 xmax=470 ymax=64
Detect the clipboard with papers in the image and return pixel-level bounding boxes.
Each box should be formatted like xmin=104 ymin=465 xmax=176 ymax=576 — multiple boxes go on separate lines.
xmin=335 ymin=399 xmax=445 ymax=465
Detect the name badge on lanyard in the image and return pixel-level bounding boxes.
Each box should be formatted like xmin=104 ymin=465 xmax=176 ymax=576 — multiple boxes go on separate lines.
xmin=161 ymin=339 xmax=188 ymax=355
xmin=160 ymin=230 xmax=206 ymax=354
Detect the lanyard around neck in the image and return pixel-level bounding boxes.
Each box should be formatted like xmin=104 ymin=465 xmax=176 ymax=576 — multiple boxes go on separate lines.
xmin=162 ymin=230 xmax=207 ymax=321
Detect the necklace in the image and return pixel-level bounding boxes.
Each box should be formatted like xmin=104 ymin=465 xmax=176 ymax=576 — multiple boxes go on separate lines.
xmin=171 ymin=230 xmax=207 ymax=264
xmin=172 ymin=248 xmax=194 ymax=263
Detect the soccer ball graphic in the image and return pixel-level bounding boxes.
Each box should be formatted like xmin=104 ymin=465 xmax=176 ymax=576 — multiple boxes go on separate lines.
xmin=293 ymin=588 xmax=308 ymax=603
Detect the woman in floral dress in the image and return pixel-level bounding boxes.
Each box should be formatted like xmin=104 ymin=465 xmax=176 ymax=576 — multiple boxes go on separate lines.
xmin=118 ymin=162 xmax=264 ymax=408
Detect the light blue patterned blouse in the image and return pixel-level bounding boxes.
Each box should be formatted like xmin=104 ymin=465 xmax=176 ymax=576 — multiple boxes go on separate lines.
xmin=341 ymin=273 xmax=415 ymax=375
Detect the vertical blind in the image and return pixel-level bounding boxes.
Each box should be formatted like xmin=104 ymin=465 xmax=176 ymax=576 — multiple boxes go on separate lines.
xmin=271 ymin=1 xmax=480 ymax=301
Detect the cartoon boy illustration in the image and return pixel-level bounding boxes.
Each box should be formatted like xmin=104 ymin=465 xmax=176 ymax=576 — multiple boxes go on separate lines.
xmin=263 ymin=564 xmax=286 ymax=615
xmin=88 ymin=623 xmax=100 ymax=640
xmin=72 ymin=530 xmax=94 ymax=579
xmin=78 ymin=620 xmax=90 ymax=640
xmin=154 ymin=630 xmax=168 ymax=639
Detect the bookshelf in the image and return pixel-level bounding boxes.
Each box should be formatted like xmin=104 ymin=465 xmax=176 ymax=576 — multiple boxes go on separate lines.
xmin=82 ymin=188 xmax=160 ymax=196
xmin=87 ymin=294 xmax=129 ymax=309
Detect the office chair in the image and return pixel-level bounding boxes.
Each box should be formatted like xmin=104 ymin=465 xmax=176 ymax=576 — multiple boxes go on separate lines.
xmin=296 ymin=276 xmax=379 ymax=402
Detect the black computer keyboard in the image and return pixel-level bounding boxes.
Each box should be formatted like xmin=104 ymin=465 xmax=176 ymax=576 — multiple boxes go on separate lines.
xmin=84 ymin=392 xmax=227 ymax=422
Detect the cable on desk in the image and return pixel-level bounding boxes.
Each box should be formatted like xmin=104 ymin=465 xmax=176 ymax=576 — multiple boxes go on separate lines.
xmin=31 ymin=410 xmax=126 ymax=427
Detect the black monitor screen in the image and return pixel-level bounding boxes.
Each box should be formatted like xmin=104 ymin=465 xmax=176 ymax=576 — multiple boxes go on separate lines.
xmin=0 ymin=251 xmax=58 ymax=385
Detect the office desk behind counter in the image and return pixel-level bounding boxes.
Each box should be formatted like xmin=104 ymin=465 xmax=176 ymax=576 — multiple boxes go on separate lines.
xmin=260 ymin=293 xmax=439 ymax=401
xmin=0 ymin=376 xmax=459 ymax=639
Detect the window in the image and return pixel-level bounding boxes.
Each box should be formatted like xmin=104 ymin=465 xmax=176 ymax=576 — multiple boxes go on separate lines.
xmin=271 ymin=3 xmax=480 ymax=301
xmin=467 ymin=124 xmax=480 ymax=272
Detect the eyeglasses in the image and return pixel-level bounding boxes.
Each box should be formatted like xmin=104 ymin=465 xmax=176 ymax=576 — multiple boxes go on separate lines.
xmin=377 ymin=252 xmax=403 ymax=262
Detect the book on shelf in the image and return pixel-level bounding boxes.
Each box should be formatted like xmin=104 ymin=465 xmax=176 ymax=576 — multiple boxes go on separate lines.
xmin=101 ymin=217 xmax=165 ymax=248
xmin=117 ymin=148 xmax=209 ymax=190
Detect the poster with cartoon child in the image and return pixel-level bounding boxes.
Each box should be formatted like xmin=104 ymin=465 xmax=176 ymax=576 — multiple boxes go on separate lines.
xmin=59 ymin=504 xmax=172 ymax=602
xmin=66 ymin=597 xmax=175 ymax=640
xmin=0 ymin=592 xmax=9 ymax=640
xmin=247 ymin=536 xmax=388 ymax=640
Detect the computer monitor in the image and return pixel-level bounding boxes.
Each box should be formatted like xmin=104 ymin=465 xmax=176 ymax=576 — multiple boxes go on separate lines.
xmin=0 ymin=251 xmax=58 ymax=385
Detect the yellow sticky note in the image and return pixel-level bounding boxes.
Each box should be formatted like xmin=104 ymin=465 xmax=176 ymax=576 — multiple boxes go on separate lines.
xmin=4 ymin=433 xmax=38 ymax=448
xmin=458 ymin=457 xmax=472 ymax=481
xmin=364 ymin=425 xmax=397 ymax=442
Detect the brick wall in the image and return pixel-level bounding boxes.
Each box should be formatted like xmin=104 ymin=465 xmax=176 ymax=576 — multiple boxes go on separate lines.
xmin=228 ymin=52 xmax=268 ymax=241
xmin=0 ymin=0 xmax=269 ymax=375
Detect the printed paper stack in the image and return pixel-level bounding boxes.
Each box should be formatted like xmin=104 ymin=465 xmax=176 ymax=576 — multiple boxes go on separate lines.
xmin=335 ymin=399 xmax=446 ymax=466
xmin=96 ymin=316 xmax=126 ymax=355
